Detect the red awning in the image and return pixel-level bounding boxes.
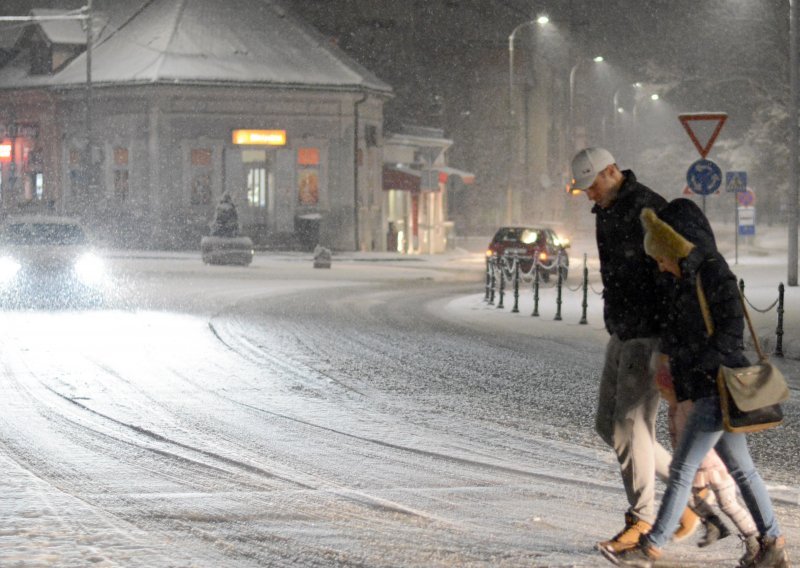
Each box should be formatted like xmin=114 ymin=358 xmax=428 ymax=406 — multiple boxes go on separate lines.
xmin=383 ymin=164 xmax=476 ymax=191
xmin=383 ymin=164 xmax=420 ymax=191
xmin=436 ymin=166 xmax=475 ymax=185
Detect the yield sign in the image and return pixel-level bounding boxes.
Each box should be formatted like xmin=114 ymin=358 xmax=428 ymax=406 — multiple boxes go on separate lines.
xmin=678 ymin=113 xmax=728 ymax=158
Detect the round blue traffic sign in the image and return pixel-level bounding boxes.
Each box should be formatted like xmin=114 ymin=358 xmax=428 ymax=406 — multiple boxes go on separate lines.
xmin=686 ymin=159 xmax=722 ymax=196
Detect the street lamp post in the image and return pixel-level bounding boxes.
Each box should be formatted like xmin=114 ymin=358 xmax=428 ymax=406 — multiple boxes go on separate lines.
xmin=568 ymin=56 xmax=603 ymax=151
xmin=506 ymin=15 xmax=549 ymax=224
xmin=610 ymin=82 xmax=641 ymax=152
xmin=630 ymin=92 xmax=660 ymax=173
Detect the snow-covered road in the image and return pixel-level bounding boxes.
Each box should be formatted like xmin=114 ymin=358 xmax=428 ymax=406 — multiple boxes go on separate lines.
xmin=0 ymin=252 xmax=797 ymax=567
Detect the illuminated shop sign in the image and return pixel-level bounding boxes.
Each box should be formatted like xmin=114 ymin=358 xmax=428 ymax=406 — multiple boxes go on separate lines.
xmin=0 ymin=143 xmax=11 ymax=162
xmin=231 ymin=129 xmax=286 ymax=146
xmin=0 ymin=124 xmax=38 ymax=138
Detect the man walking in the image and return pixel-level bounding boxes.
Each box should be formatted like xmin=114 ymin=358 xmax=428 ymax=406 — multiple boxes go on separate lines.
xmin=570 ymin=147 xmax=673 ymax=553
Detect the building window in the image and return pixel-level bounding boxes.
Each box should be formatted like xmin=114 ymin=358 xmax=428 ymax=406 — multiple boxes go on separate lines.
xmin=246 ymin=167 xmax=266 ymax=207
xmin=190 ymin=148 xmax=212 ymax=206
xmin=68 ymin=147 xmax=84 ymax=199
xmin=297 ymin=147 xmax=319 ymax=206
xmin=35 ymin=173 xmax=43 ymax=200
xmin=242 ymin=149 xmax=271 ymax=209
xmin=113 ymin=146 xmax=129 ymax=202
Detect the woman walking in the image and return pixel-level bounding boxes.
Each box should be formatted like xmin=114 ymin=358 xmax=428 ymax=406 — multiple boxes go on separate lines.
xmin=655 ymin=357 xmax=759 ymax=558
xmin=601 ymin=198 xmax=789 ymax=568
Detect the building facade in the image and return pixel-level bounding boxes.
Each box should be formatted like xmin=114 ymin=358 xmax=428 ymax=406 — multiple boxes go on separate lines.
xmin=0 ymin=0 xmax=392 ymax=250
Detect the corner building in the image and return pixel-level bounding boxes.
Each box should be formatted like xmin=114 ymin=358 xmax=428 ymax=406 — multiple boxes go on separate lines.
xmin=0 ymin=0 xmax=392 ymax=250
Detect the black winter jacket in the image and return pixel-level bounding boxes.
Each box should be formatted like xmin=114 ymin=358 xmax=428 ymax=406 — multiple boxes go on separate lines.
xmin=657 ymin=200 xmax=749 ymax=402
xmin=594 ymin=170 xmax=667 ymax=340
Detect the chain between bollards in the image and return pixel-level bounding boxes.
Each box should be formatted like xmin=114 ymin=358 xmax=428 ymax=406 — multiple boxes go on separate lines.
xmin=739 ymin=278 xmax=786 ymax=358
xmin=580 ymin=253 xmax=588 ymax=325
xmin=511 ymin=258 xmax=520 ymax=313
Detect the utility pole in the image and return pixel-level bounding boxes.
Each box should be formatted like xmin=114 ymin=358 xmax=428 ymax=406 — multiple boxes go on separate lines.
xmin=790 ymin=0 xmax=799 ymax=286
xmin=84 ymin=0 xmax=95 ymax=211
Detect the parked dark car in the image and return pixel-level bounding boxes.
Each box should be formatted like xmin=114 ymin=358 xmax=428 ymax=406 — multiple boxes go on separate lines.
xmin=486 ymin=226 xmax=570 ymax=281
xmin=0 ymin=216 xmax=108 ymax=308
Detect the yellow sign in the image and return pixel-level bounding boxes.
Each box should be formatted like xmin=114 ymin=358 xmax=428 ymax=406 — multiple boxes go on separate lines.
xmin=232 ymin=129 xmax=286 ymax=146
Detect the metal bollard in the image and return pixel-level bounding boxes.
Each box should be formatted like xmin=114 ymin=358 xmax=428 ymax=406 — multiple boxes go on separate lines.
xmin=739 ymin=278 xmax=745 ymax=297
xmin=554 ymin=252 xmax=563 ymax=321
xmin=531 ymin=261 xmax=540 ymax=317
xmin=497 ymin=258 xmax=505 ymax=309
xmin=580 ymin=253 xmax=588 ymax=325
xmin=488 ymin=258 xmax=496 ymax=305
xmin=776 ymin=283 xmax=785 ymax=357
xmin=512 ymin=258 xmax=520 ymax=313
xmin=484 ymin=256 xmax=491 ymax=302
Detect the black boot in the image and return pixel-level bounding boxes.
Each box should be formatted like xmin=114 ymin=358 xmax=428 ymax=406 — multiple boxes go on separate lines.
xmin=698 ymin=514 xmax=731 ymax=548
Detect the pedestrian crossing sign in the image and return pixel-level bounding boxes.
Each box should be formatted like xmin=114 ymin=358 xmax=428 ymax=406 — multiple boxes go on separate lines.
xmin=726 ymin=171 xmax=747 ymax=193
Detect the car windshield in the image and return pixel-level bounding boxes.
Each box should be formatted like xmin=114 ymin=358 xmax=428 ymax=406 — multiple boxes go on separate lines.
xmin=2 ymin=222 xmax=87 ymax=246
xmin=495 ymin=228 xmax=539 ymax=245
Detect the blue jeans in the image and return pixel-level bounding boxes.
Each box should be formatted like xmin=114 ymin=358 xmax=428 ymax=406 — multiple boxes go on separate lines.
xmin=645 ymin=395 xmax=781 ymax=549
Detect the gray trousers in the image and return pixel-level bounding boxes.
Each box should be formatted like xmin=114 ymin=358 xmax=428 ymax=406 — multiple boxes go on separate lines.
xmin=596 ymin=334 xmax=671 ymax=525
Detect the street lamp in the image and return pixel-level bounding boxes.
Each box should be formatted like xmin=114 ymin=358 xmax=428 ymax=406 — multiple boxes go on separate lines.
xmin=608 ymin=82 xmax=641 ymax=152
xmin=630 ymin=91 xmax=661 ymax=171
xmin=568 ymin=56 xmax=604 ymax=151
xmin=506 ymin=15 xmax=550 ymax=224
xmin=611 ymin=82 xmax=641 ymax=130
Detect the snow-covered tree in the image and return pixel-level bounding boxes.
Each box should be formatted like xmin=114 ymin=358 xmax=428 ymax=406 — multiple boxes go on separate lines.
xmin=209 ymin=193 xmax=239 ymax=238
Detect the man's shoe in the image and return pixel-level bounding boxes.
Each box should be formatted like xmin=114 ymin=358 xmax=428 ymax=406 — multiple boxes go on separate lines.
xmin=751 ymin=535 xmax=790 ymax=568
xmin=697 ymin=514 xmax=731 ymax=547
xmin=600 ymin=536 xmax=662 ymax=567
xmin=737 ymin=534 xmax=760 ymax=567
xmin=672 ymin=505 xmax=701 ymax=542
xmin=598 ymin=513 xmax=652 ymax=554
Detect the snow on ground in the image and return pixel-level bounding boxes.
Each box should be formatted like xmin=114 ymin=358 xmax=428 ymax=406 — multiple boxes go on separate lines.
xmin=0 ymin=221 xmax=797 ymax=567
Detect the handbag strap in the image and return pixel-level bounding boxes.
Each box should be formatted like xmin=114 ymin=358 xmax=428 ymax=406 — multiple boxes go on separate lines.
xmin=695 ymin=273 xmax=766 ymax=361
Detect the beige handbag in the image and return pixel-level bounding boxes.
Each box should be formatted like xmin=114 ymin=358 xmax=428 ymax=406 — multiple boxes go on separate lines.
xmin=696 ymin=275 xmax=789 ymax=433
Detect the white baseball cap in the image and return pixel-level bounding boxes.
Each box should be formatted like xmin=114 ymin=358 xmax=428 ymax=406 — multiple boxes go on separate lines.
xmin=570 ymin=147 xmax=616 ymax=191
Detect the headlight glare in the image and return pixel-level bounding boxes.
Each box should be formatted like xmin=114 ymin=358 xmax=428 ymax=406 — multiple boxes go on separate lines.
xmin=74 ymin=253 xmax=105 ymax=285
xmin=0 ymin=255 xmax=21 ymax=283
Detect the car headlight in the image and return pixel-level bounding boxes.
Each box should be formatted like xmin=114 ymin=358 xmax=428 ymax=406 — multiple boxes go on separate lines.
xmin=0 ymin=255 xmax=21 ymax=284
xmin=74 ymin=252 xmax=106 ymax=286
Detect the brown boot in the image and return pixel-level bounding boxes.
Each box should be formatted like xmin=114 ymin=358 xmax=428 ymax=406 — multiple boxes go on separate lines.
xmin=751 ymin=535 xmax=790 ymax=568
xmin=601 ymin=535 xmax=662 ymax=567
xmin=598 ymin=513 xmax=652 ymax=554
xmin=737 ymin=534 xmax=760 ymax=568
xmin=673 ymin=505 xmax=701 ymax=542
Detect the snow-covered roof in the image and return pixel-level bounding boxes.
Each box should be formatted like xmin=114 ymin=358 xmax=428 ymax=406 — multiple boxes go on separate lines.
xmin=30 ymin=9 xmax=86 ymax=45
xmin=0 ymin=0 xmax=392 ymax=94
